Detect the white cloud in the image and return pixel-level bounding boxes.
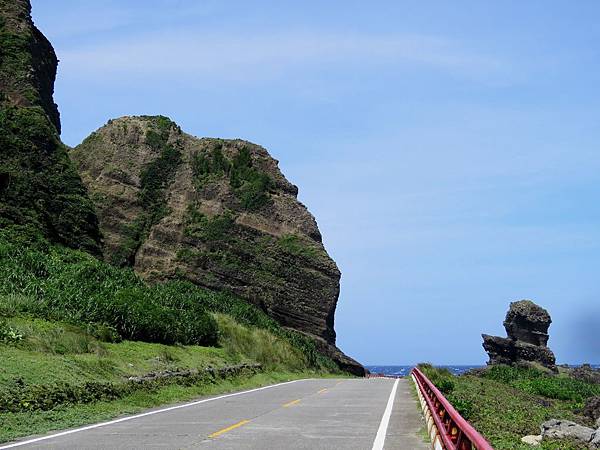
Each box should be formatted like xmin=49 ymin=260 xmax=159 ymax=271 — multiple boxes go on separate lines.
xmin=57 ymin=29 xmax=508 ymax=83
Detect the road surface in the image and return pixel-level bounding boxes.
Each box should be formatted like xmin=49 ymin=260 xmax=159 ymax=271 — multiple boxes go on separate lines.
xmin=1 ymin=378 xmax=428 ymax=450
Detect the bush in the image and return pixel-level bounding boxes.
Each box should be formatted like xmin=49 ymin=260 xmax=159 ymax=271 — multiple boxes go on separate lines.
xmin=0 ymin=320 xmax=23 ymax=343
xmin=482 ymin=365 xmax=600 ymax=402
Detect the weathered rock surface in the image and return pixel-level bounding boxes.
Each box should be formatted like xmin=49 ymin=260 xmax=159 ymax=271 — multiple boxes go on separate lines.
xmin=583 ymin=396 xmax=600 ymax=424
xmin=71 ymin=116 xmax=364 ymax=375
xmin=541 ymin=419 xmax=594 ymax=443
xmin=504 ymin=299 xmax=551 ymax=346
xmin=591 ymin=429 xmax=600 ymax=448
xmin=0 ymin=0 xmax=102 ymax=253
xmin=482 ymin=300 xmax=556 ymax=370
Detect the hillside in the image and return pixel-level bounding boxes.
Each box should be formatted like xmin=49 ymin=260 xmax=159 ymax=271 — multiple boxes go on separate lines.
xmin=0 ymin=0 xmax=101 ymax=254
xmin=0 ymin=3 xmax=362 ymax=441
xmin=71 ymin=116 xmax=363 ymax=375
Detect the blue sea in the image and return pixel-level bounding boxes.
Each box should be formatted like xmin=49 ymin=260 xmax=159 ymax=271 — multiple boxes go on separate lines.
xmin=365 ymin=364 xmax=600 ymax=377
xmin=365 ymin=365 xmax=481 ymax=377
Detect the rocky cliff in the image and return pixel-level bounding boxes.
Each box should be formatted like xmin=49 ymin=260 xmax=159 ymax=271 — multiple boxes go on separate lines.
xmin=71 ymin=116 xmax=363 ymax=374
xmin=0 ymin=0 xmax=101 ymax=253
xmin=482 ymin=300 xmax=556 ymax=370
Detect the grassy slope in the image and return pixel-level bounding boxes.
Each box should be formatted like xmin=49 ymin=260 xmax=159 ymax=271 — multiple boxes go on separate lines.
xmin=0 ymin=229 xmax=344 ymax=443
xmin=0 ymin=313 xmax=337 ymax=443
xmin=420 ymin=365 xmax=598 ymax=450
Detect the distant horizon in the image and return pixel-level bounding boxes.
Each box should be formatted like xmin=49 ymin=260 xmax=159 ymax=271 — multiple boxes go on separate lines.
xmin=31 ymin=0 xmax=600 ymax=365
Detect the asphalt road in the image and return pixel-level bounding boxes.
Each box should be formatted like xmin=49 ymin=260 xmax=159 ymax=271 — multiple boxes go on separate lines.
xmin=2 ymin=378 xmax=428 ymax=450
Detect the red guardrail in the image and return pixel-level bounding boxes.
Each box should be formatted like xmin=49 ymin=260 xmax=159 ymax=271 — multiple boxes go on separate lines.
xmin=411 ymin=367 xmax=493 ymax=450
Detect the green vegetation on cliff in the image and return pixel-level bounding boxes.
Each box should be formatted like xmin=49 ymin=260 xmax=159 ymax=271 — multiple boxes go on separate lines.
xmin=0 ymin=107 xmax=102 ymax=254
xmin=419 ymin=364 xmax=599 ymax=450
xmin=191 ymin=143 xmax=274 ymax=210
xmin=1 ymin=2 xmax=101 ymax=253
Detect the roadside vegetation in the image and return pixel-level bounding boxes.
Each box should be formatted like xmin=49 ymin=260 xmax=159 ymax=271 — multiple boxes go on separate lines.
xmin=0 ymin=226 xmax=341 ymax=443
xmin=418 ymin=364 xmax=598 ymax=449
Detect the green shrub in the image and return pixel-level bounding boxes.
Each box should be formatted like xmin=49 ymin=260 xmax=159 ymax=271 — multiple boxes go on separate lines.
xmin=482 ymin=365 xmax=600 ymax=402
xmin=446 ymin=394 xmax=474 ymax=419
xmin=184 ymin=207 xmax=235 ymax=241
xmin=0 ymin=320 xmax=23 ymax=343
xmin=277 ymin=234 xmax=320 ymax=259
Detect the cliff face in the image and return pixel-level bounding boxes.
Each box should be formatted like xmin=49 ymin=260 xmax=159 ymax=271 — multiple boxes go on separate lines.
xmin=0 ymin=0 xmax=60 ymax=132
xmin=0 ymin=0 xmax=101 ymax=253
xmin=71 ymin=116 xmax=363 ymax=374
xmin=0 ymin=0 xmax=362 ymax=374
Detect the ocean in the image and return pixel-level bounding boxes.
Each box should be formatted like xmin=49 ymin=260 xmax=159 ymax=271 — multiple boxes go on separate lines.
xmin=365 ymin=365 xmax=481 ymax=377
xmin=365 ymin=364 xmax=600 ymax=377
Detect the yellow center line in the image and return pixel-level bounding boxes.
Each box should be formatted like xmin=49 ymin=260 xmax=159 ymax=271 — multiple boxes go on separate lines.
xmin=208 ymin=419 xmax=250 ymax=438
xmin=282 ymin=399 xmax=301 ymax=408
xmin=318 ymin=388 xmax=328 ymax=394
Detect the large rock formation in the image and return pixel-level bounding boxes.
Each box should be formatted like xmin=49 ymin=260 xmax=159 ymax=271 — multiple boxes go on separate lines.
xmin=71 ymin=116 xmax=363 ymax=375
xmin=482 ymin=300 xmax=556 ymax=370
xmin=0 ymin=0 xmax=362 ymax=374
xmin=0 ymin=0 xmax=101 ymax=253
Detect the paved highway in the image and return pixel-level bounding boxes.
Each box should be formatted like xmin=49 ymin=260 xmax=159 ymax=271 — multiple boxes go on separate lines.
xmin=1 ymin=378 xmax=428 ymax=450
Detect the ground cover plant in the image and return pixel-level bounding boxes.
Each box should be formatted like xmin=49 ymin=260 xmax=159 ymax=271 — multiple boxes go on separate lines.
xmin=418 ymin=364 xmax=598 ymax=449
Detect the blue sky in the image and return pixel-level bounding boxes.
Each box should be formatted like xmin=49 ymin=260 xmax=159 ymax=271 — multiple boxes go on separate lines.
xmin=32 ymin=1 xmax=600 ymax=365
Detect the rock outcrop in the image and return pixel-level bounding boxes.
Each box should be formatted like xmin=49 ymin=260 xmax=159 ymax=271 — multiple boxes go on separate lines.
xmin=482 ymin=300 xmax=556 ymax=370
xmin=541 ymin=419 xmax=595 ymax=445
xmin=571 ymin=364 xmax=600 ymax=385
xmin=583 ymin=397 xmax=600 ymax=427
xmin=71 ymin=116 xmax=364 ymax=375
xmin=0 ymin=0 xmax=101 ymax=253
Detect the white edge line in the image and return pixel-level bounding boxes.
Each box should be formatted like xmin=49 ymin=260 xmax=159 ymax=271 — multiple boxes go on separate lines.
xmin=372 ymin=378 xmax=399 ymax=450
xmin=0 ymin=379 xmax=309 ymax=449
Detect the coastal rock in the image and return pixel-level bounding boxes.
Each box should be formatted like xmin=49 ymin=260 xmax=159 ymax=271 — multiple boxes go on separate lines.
xmin=504 ymin=300 xmax=551 ymax=346
xmin=541 ymin=419 xmax=594 ymax=443
xmin=482 ymin=300 xmax=556 ymax=370
xmin=481 ymin=335 xmax=556 ymax=368
xmin=71 ymin=116 xmax=364 ymax=375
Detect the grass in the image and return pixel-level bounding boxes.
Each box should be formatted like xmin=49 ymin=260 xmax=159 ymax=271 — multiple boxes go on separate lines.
xmin=0 ymin=231 xmax=220 ymax=347
xmin=214 ymin=314 xmax=308 ymax=371
xmin=418 ymin=364 xmax=596 ymax=449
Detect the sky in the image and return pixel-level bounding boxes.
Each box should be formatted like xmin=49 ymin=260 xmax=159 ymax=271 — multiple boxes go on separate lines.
xmin=32 ymin=0 xmax=600 ymax=365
